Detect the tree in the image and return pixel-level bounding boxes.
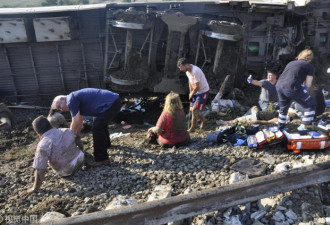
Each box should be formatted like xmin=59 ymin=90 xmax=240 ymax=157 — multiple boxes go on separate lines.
xmin=41 ymin=0 xmax=58 ymax=6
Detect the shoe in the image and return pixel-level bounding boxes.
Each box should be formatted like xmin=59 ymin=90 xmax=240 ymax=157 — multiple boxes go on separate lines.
xmin=297 ymin=124 xmax=308 ymax=132
xmin=90 ymin=159 xmax=110 ymax=167
xmin=251 ymin=106 xmax=259 ymax=115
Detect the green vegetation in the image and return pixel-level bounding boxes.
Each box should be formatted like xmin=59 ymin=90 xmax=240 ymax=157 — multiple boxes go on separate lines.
xmin=0 ymin=0 xmax=102 ymax=7
xmin=0 ymin=0 xmax=45 ymax=7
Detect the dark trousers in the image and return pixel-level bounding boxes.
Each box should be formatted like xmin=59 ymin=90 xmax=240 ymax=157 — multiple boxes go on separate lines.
xmin=93 ymin=97 xmax=122 ymax=162
xmin=277 ymin=87 xmax=316 ymax=126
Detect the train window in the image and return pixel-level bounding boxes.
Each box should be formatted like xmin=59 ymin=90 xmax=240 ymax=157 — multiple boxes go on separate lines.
xmin=33 ymin=17 xmax=72 ymax=42
xmin=319 ymin=33 xmax=328 ymax=47
xmin=248 ymin=42 xmax=259 ymax=56
xmin=0 ymin=19 xmax=27 ymax=43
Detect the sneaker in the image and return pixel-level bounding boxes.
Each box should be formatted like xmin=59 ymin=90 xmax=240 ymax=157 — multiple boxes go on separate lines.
xmin=297 ymin=124 xmax=308 ymax=132
xmin=89 ymin=159 xmax=110 ymax=167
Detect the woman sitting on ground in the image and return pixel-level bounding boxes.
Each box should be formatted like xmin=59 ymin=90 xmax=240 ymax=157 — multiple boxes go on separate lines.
xmin=148 ymin=92 xmax=190 ymax=148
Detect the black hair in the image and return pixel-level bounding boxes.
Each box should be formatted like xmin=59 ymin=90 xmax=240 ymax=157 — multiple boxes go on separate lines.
xmin=177 ymin=57 xmax=189 ymax=67
xmin=267 ymin=70 xmax=278 ymax=76
xmin=32 ymin=115 xmax=53 ymax=134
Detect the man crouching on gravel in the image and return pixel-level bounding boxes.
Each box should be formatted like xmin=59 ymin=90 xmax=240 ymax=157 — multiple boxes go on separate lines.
xmin=21 ymin=116 xmax=84 ymax=197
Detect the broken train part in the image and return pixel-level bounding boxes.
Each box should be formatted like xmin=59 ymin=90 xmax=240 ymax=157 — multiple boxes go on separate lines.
xmin=0 ymin=103 xmax=12 ymax=131
xmin=0 ymin=1 xmax=329 ymax=97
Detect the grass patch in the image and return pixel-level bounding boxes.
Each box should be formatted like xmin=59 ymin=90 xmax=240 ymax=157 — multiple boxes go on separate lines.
xmin=0 ymin=0 xmax=45 ymax=7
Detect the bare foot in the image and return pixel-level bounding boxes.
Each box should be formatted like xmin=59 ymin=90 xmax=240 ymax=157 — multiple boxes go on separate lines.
xmin=187 ymin=127 xmax=195 ymax=132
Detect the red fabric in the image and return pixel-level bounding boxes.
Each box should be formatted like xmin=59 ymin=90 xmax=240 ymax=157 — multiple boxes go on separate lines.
xmin=156 ymin=110 xmax=190 ymax=146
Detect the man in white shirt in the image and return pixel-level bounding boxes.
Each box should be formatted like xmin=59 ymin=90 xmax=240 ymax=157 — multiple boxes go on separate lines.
xmin=177 ymin=58 xmax=210 ymax=132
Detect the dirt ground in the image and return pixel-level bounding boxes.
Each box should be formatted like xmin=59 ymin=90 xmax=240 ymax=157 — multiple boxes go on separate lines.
xmin=0 ymin=95 xmax=330 ymax=224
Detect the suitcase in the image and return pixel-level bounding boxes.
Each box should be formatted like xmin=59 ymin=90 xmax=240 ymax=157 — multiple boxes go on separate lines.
xmin=283 ymin=130 xmax=329 ymax=154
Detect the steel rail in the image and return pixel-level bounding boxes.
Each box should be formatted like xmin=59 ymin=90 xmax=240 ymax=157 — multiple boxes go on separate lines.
xmin=37 ymin=161 xmax=330 ymax=225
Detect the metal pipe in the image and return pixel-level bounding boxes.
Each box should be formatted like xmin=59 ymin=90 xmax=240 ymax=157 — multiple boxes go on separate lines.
xmin=138 ymin=30 xmax=151 ymax=58
xmin=28 ymin=46 xmax=40 ymax=92
xmin=213 ymin=40 xmax=224 ymax=74
xmin=164 ymin=31 xmax=173 ymax=77
xmin=80 ymin=42 xmax=89 ymax=87
xmin=147 ymin=25 xmax=154 ymax=68
xmin=56 ymin=45 xmax=66 ymax=92
xmin=194 ymin=32 xmax=202 ymax=65
xmin=124 ymin=29 xmax=133 ymax=70
xmin=3 ymin=47 xmax=18 ymax=96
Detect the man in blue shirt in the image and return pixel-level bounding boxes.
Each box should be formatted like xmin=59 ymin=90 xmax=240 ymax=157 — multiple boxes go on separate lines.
xmin=247 ymin=70 xmax=278 ymax=111
xmin=51 ymin=88 xmax=122 ymax=166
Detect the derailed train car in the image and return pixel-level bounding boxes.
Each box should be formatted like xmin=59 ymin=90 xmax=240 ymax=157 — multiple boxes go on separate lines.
xmin=0 ymin=0 xmax=329 ymax=97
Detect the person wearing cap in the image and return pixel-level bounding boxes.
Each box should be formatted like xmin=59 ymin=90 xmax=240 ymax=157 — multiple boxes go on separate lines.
xmin=51 ymin=88 xmax=122 ymax=167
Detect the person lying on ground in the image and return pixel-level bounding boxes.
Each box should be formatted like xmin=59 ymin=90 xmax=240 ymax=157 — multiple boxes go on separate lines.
xmin=0 ymin=103 xmax=12 ymax=131
xmin=148 ymin=92 xmax=190 ymax=148
xmin=247 ymin=70 xmax=278 ymax=111
xmin=211 ymin=98 xmax=249 ymax=116
xmin=20 ymin=116 xmax=84 ymax=198
xmin=217 ymin=84 xmax=325 ymax=126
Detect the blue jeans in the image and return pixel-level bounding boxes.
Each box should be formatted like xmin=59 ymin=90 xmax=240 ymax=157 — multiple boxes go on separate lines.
xmin=92 ymin=97 xmax=122 ymax=162
xmin=277 ymin=87 xmax=316 ymax=126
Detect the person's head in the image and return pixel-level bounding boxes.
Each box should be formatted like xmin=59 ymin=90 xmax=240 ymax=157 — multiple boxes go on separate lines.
xmin=267 ymin=70 xmax=278 ymax=82
xmin=297 ymin=49 xmax=314 ymax=62
xmin=51 ymin=95 xmax=69 ymax=112
xmin=163 ymin=92 xmax=183 ymax=118
xmin=177 ymin=57 xmax=191 ymax=73
xmin=32 ymin=115 xmax=53 ymax=136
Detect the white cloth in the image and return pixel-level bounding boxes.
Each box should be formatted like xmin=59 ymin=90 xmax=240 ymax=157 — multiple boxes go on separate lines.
xmin=186 ymin=65 xmax=209 ymax=94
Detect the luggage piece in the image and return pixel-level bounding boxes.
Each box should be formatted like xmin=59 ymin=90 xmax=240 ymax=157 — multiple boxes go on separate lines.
xmin=283 ymin=130 xmax=329 ymax=154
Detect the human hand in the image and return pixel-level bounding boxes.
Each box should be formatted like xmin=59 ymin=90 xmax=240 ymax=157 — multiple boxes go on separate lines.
xmin=189 ymin=93 xmax=193 ymax=101
xmin=20 ymin=188 xmax=36 ymax=198
xmin=247 ymin=75 xmax=253 ymax=83
xmin=75 ymin=136 xmax=84 ymax=150
xmin=148 ymin=127 xmax=157 ymax=134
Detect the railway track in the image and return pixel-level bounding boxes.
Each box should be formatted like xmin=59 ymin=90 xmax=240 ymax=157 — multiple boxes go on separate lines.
xmin=39 ymin=161 xmax=330 ymax=225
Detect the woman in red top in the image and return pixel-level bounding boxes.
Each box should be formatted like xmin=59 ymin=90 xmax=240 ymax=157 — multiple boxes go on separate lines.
xmin=148 ymin=92 xmax=190 ymax=147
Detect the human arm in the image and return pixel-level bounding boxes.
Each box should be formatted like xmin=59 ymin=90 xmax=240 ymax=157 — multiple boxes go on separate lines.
xmin=20 ymin=169 xmax=46 ymax=198
xmin=148 ymin=126 xmax=160 ymax=134
xmin=305 ymin=75 xmax=313 ymax=89
xmin=70 ymin=111 xmax=84 ymax=135
xmin=189 ymin=82 xmax=200 ymax=100
xmin=247 ymin=75 xmax=262 ymax=87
